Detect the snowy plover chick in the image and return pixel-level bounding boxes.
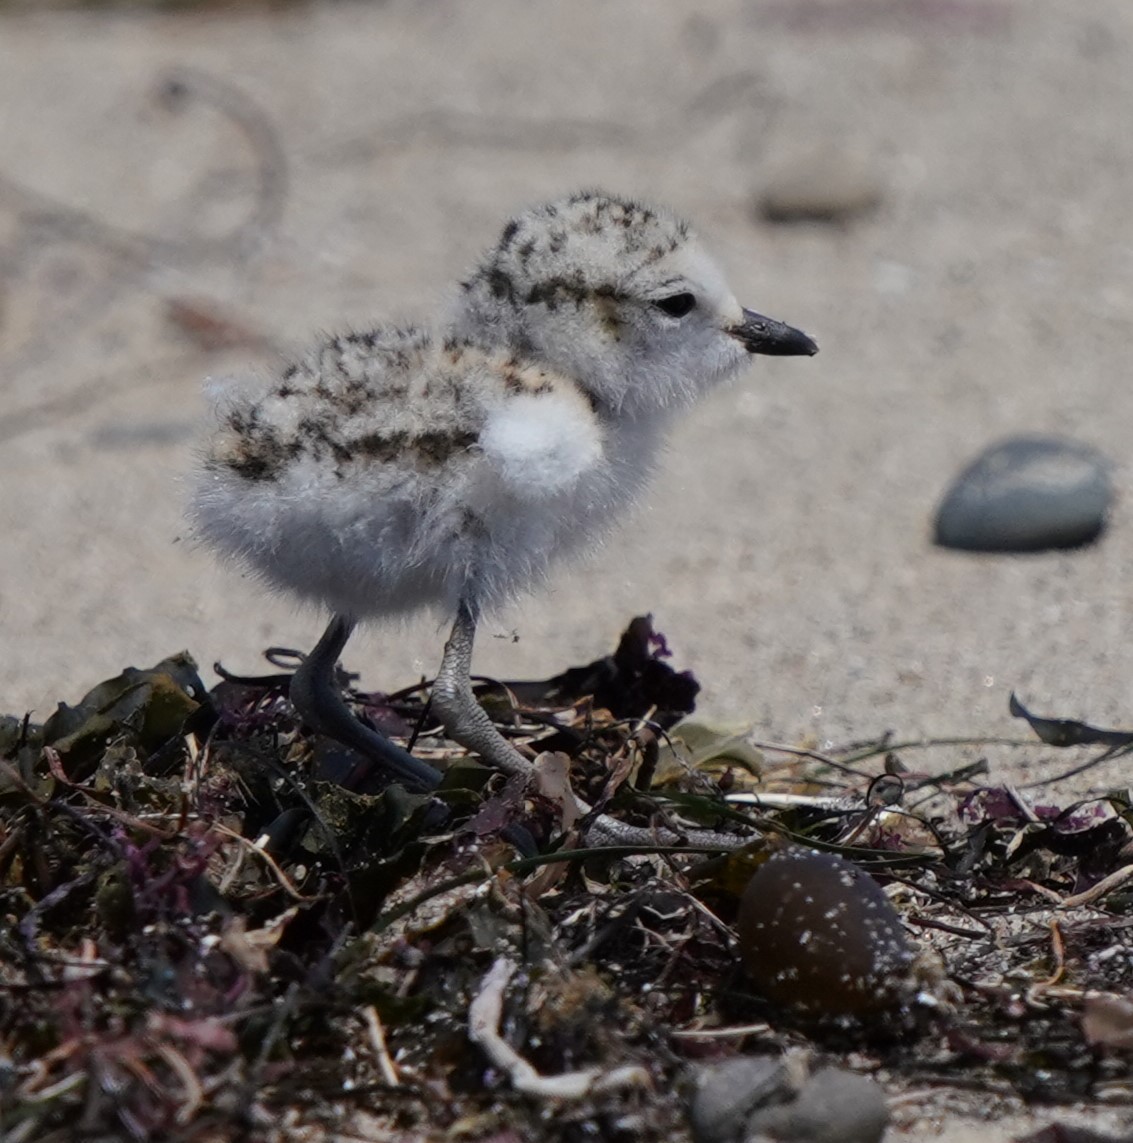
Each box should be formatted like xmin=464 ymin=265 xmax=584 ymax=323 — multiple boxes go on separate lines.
xmin=191 ymin=191 xmax=816 ymax=835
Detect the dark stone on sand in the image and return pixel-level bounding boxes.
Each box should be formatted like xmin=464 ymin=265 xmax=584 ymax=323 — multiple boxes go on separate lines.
xmin=934 ymin=435 xmax=1112 ymax=552
xmin=736 ymin=848 xmax=913 ymax=1018
xmin=689 ymin=1057 xmax=889 ymax=1143
xmin=747 ymin=1067 xmax=889 ymax=1143
xmin=689 ymin=1056 xmax=792 ymax=1143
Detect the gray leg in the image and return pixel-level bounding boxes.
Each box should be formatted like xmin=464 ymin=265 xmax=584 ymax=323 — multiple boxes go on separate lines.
xmin=292 ymin=612 xmax=746 ymax=851
xmin=431 ymin=600 xmax=533 ymax=779
xmin=430 ymin=601 xmax=751 ymax=850
xmin=289 ymin=614 xmax=442 ymax=791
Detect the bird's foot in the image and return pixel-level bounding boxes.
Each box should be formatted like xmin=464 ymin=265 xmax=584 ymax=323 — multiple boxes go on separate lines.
xmin=289 ymin=616 xmax=442 ymax=792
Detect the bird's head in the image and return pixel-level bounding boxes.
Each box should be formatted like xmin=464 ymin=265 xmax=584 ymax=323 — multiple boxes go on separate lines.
xmin=453 ymin=191 xmax=817 ymax=418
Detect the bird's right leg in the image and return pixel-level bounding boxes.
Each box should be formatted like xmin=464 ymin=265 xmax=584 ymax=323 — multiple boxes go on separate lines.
xmin=431 ymin=599 xmax=533 ymax=778
xmin=289 ymin=614 xmax=442 ymax=791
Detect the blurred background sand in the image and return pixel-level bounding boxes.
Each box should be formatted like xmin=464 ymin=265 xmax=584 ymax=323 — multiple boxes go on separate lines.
xmin=3 ymin=1 xmax=1133 ymax=1136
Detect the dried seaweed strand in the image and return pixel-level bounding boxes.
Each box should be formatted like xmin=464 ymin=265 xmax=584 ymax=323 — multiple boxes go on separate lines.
xmin=468 ymin=957 xmax=650 ymax=1098
xmin=1058 ymin=863 xmax=1133 ymax=909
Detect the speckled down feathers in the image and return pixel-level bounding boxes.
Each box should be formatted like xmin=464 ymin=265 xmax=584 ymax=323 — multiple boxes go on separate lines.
xmin=463 ymin=192 xmax=690 ymax=314
xmin=190 ymin=191 xmax=767 ymax=621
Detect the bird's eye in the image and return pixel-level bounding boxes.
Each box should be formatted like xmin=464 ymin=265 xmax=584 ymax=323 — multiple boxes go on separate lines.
xmin=653 ymin=292 xmax=697 ymax=318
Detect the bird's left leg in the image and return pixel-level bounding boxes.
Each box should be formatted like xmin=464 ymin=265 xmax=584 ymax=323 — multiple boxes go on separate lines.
xmin=290 ymin=613 xmax=443 ymax=791
xmin=432 ymin=599 xmax=534 ymax=779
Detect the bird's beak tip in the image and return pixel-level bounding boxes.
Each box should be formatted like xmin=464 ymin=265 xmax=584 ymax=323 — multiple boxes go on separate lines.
xmin=732 ymin=308 xmax=818 ymax=357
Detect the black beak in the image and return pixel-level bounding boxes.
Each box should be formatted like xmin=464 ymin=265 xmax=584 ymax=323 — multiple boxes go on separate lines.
xmin=730 ymin=308 xmax=818 ymax=357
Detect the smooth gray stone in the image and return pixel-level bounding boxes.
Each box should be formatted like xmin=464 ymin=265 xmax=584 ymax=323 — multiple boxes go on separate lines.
xmin=934 ymin=435 xmax=1112 ymax=552
xmin=690 ymin=1056 xmax=794 ymax=1143
xmin=745 ymin=1067 xmax=889 ymax=1143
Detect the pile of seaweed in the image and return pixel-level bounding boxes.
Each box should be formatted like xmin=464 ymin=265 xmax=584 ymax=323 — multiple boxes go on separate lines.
xmin=3 ymin=618 xmax=1133 ymax=1142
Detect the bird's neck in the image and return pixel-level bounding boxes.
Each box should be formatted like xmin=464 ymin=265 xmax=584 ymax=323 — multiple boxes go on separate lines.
xmin=448 ymin=274 xmax=523 ymax=351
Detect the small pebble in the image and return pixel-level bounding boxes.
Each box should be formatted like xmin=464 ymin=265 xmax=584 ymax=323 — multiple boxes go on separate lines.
xmin=689 ymin=1056 xmax=794 ymax=1143
xmin=758 ymin=153 xmax=884 ymax=224
xmin=736 ymin=848 xmax=912 ymax=1017
xmin=746 ymin=1066 xmax=889 ymax=1143
xmin=934 ymin=435 xmax=1112 ymax=552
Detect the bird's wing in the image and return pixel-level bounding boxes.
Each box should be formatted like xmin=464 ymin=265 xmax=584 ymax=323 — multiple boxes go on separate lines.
xmin=478 ymin=385 xmax=604 ymax=502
